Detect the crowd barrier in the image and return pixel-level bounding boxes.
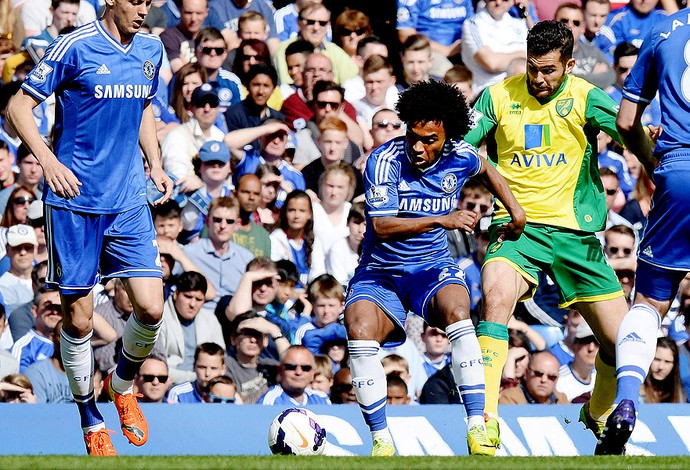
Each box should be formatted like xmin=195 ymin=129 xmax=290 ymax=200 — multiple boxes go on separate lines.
xmin=0 ymin=403 xmax=689 ymax=455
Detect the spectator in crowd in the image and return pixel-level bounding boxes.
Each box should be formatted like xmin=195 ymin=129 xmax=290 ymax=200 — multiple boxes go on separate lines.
xmin=167 ymin=342 xmax=227 ymax=403
xmin=21 ymin=0 xmax=79 ymax=62
xmin=7 ymin=261 xmax=47 ymax=342
xmin=604 ymin=0 xmax=668 ymax=56
xmin=597 ymin=130 xmax=634 ymax=199
xmin=10 ymin=288 xmax=61 ymax=372
xmin=0 ymin=145 xmax=43 ymax=216
xmin=313 ymin=162 xmax=355 ymax=253
xmin=274 ymin=0 xmax=318 ymax=43
xmin=343 ymin=35 xmax=398 ymax=109
xmin=398 ymin=34 xmax=439 ymax=90
xmin=169 ymin=62 xmax=208 ymax=124
xmin=0 ymin=82 xmax=22 ymax=158
xmin=184 ymin=196 xmax=255 ymax=310
xmin=419 ymin=364 xmax=460 ymax=405
xmin=257 ymin=345 xmax=331 ymax=405
xmin=270 ymin=259 xmax=312 ymax=331
xmin=386 ymin=373 xmax=411 ymax=405
xmin=231 ymin=38 xmax=283 ymax=110
xmin=0 ymin=224 xmax=38 ymax=315
xmin=0 ymin=186 xmax=37 ymax=258
xmin=270 ymin=190 xmax=326 ymax=286
xmin=232 ymin=174 xmax=271 ymax=258
xmin=311 ymin=354 xmax=334 ymax=396
xmin=159 ymin=271 xmax=225 ymax=383
xmin=160 ymin=0 xmax=208 ymax=73
xmin=499 ymin=351 xmax=569 ymax=404
xmin=557 ymin=321 xmax=599 ymax=402
xmin=194 ymin=27 xmax=243 ymax=115
xmin=24 ymin=320 xmax=72 ymax=404
xmin=461 ymin=0 xmax=529 ymax=94
xmin=640 ymin=337 xmax=686 ymax=403
xmin=255 ymin=164 xmax=284 ymax=230
xmin=620 ymin=167 xmax=654 ymax=236
xmin=0 ymin=373 xmax=35 ymax=403
xmin=0 ymin=303 xmax=19 ymax=378
xmin=420 ymin=326 xmax=451 ymax=381
xmin=443 ymin=65 xmax=474 ymax=105
xmin=134 ymin=355 xmax=172 ymax=404
xmin=280 ymin=39 xmax=315 ymax=100
xmin=555 ymin=3 xmax=615 ymax=89
xmin=501 ymin=339 xmax=531 ymax=392
xmin=353 ymin=55 xmax=398 ymax=150
xmin=225 ymin=311 xmax=281 ymax=404
xmin=203 ymin=375 xmax=240 ymax=403
xmin=381 ymin=353 xmax=422 ymax=400
xmin=447 ymin=178 xmax=493 ymax=261
xmin=142 ymin=0 xmax=167 ymax=35
xmin=333 ymin=9 xmax=371 ymax=61
xmin=599 ymin=168 xmax=634 ymax=235
xmin=326 ymin=201 xmax=365 ymax=288
xmin=162 ymin=84 xmax=225 ymax=180
xmin=582 ymin=0 xmax=616 ymax=61
xmin=207 ymin=0 xmax=279 ymax=54
xmin=0 ymin=141 xmax=14 ymax=190
xmin=550 ymin=309 xmax=584 ymax=366
xmin=179 ymin=141 xmax=235 ymax=242
xmin=0 ymin=199 xmax=47 ymax=278
xmin=20 ymin=0 xmax=95 ymax=38
xmin=274 ymin=3 xmax=359 ymax=86
xmin=532 ymin=0 xmax=580 ymax=21
xmin=352 ymin=108 xmax=405 ymax=173
xmin=331 ymin=366 xmax=358 ymax=404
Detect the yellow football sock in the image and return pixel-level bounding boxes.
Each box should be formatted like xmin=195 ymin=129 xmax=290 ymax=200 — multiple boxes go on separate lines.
xmin=589 ymin=352 xmax=617 ymax=419
xmin=477 ymin=321 xmax=509 ymax=418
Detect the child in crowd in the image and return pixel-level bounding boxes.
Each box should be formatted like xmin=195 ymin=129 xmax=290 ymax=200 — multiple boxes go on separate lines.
xmin=386 ymin=374 xmax=411 ymax=405
xmin=420 ymin=326 xmax=452 ymax=381
xmin=167 ymin=343 xmax=227 ymax=404
xmin=326 ymin=202 xmax=366 ymax=287
xmin=311 ymin=354 xmax=335 ymax=396
xmin=204 ymin=376 xmax=241 ymax=404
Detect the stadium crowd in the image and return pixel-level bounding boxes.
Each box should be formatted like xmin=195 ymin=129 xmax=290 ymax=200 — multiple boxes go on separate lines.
xmin=0 ymin=0 xmax=688 ymax=409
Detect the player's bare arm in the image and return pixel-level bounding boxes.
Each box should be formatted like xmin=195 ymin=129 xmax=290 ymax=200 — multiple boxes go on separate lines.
xmin=140 ymin=101 xmax=173 ymax=204
xmin=616 ymin=97 xmax=658 ymax=176
xmin=371 ymin=210 xmax=479 ymax=241
xmin=6 ymin=89 xmax=82 ymax=199
xmin=475 ymin=158 xmax=526 ymax=241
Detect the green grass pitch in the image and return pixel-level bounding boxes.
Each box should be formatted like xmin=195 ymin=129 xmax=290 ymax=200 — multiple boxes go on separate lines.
xmin=1 ymin=455 xmax=689 ymax=469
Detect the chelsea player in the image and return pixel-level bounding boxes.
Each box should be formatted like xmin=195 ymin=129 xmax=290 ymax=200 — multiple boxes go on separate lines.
xmin=7 ymin=0 xmax=173 ymax=456
xmin=612 ymin=6 xmax=690 ymax=456
xmin=344 ymin=80 xmax=525 ymax=456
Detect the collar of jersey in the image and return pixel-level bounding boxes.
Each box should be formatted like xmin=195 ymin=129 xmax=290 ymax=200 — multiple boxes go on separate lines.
xmin=530 ymin=74 xmax=569 ymax=105
xmin=96 ymin=20 xmax=134 ymax=55
xmin=407 ymin=140 xmax=451 ymax=174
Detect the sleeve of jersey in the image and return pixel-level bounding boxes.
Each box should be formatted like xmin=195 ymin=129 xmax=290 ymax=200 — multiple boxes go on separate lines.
xmin=621 ymin=33 xmax=657 ymax=105
xmin=396 ymin=0 xmax=419 ymax=30
xmin=364 ymin=145 xmax=400 ymax=218
xmin=147 ymin=43 xmax=164 ymax=100
xmin=262 ymin=4 xmax=279 ymax=40
xmin=21 ymin=38 xmax=78 ymax=102
xmin=585 ymin=87 xmax=624 ymax=147
xmin=463 ymin=88 xmax=497 ymax=148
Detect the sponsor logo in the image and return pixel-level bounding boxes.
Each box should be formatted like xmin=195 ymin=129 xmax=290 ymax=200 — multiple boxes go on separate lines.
xmin=398 ymin=197 xmax=458 ymax=213
xmin=441 ymin=173 xmax=457 ymax=194
xmin=94 ymin=84 xmax=152 ymax=99
xmin=397 ymin=7 xmax=411 ymax=23
xmin=489 ymin=242 xmax=502 ymax=254
xmin=469 ymin=109 xmax=483 ymax=129
xmin=510 ymin=102 xmax=522 ymax=115
xmin=218 ymin=87 xmax=233 ymax=104
xmin=352 ymin=378 xmax=375 ymax=388
xmin=429 ymin=6 xmax=467 ymax=20
xmin=142 ymin=60 xmax=155 ymax=80
xmin=31 ymin=62 xmax=53 ymax=83
xmin=584 ymin=214 xmax=593 ymax=223
xmin=96 ymin=64 xmax=110 ymax=75
xmin=556 ymin=98 xmax=574 ymax=117
xmin=398 ymin=180 xmax=411 ymax=191
xmin=295 ymin=429 xmax=309 ymax=448
xmin=367 ymin=185 xmax=389 ymax=208
xmin=620 ymin=332 xmax=644 ymax=344
xmin=510 ymin=153 xmax=568 ymax=167
xmin=642 ymin=246 xmax=653 ymax=258
xmin=459 ymin=359 xmax=482 ymax=368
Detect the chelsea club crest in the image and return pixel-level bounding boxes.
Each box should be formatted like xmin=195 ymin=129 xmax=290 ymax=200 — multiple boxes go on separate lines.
xmin=441 ymin=173 xmax=457 ymax=194
xmin=142 ymin=60 xmax=155 ymax=80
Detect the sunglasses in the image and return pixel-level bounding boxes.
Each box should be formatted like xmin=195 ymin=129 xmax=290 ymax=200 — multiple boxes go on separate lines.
xmin=283 ymin=363 xmax=313 ymax=372
xmin=242 ymin=53 xmax=261 ymax=61
xmin=341 ymin=27 xmax=367 ymax=36
xmin=607 ymin=246 xmax=633 ymax=256
xmin=559 ymin=18 xmax=582 ymax=27
xmin=211 ymin=216 xmax=237 ymax=225
xmin=315 ymin=100 xmax=341 ymax=110
xmin=302 ymin=18 xmax=329 ymax=27
xmin=208 ymin=394 xmax=236 ymax=404
xmin=530 ymin=368 xmax=559 ymax=381
xmin=141 ymin=374 xmax=168 ymax=383
xmin=605 ymin=188 xmax=618 ymax=196
xmin=13 ymin=196 xmax=36 ymax=205
xmin=200 ymin=46 xmax=226 ymax=56
xmin=465 ymin=201 xmax=491 ymax=213
xmin=375 ymin=120 xmax=403 ymax=130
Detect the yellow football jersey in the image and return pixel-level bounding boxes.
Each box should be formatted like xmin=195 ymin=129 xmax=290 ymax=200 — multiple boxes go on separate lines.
xmin=465 ymin=74 xmax=622 ymax=233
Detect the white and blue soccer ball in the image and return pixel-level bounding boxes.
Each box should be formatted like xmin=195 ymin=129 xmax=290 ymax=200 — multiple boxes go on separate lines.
xmin=268 ymin=408 xmax=327 ymax=456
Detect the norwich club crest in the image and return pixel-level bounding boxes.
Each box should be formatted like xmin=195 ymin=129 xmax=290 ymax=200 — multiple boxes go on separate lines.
xmin=556 ymin=98 xmax=574 ymax=117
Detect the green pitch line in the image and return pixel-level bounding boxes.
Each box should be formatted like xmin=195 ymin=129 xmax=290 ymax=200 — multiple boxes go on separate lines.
xmin=1 ymin=456 xmax=689 ymax=470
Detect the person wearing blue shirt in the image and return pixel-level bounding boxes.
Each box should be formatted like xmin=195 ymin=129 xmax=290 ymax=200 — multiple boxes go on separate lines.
xmin=7 ymin=0 xmax=174 ymax=456
xmin=343 ymin=80 xmax=525 ymax=456
xmin=257 ymin=345 xmax=331 ymax=405
xmin=605 ymin=0 xmax=667 ymax=56
xmin=166 ymin=342 xmax=227 ymax=403
xmin=207 ymin=0 xmax=280 ymax=53
xmin=611 ymin=6 xmax=690 ymax=456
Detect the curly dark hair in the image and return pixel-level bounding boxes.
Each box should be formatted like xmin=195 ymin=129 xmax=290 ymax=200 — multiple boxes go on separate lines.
xmin=527 ymin=20 xmax=574 ymax=62
xmin=396 ymin=80 xmax=470 ymax=140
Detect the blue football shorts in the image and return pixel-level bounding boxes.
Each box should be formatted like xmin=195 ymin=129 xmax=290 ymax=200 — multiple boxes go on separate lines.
xmin=345 ymin=258 xmax=470 ymax=345
xmin=45 ymin=204 xmax=162 ymax=295
xmin=636 ymin=152 xmax=690 ymax=301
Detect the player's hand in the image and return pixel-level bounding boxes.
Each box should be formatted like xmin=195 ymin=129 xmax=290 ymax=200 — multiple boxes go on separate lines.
xmin=497 ymin=207 xmax=526 ymax=242
xmin=443 ymin=209 xmax=478 ymax=233
xmin=42 ymin=157 xmax=82 ymax=199
xmin=150 ymin=167 xmax=174 ymax=205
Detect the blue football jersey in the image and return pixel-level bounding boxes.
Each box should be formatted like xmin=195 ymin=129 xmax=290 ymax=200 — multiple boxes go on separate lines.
xmin=623 ymin=8 xmax=690 ymax=157
xmin=605 ymin=5 xmax=667 ymax=52
xmin=396 ymin=0 xmax=474 ymax=47
xmin=361 ymin=137 xmax=482 ymax=268
xmin=21 ymin=21 xmax=163 ymax=214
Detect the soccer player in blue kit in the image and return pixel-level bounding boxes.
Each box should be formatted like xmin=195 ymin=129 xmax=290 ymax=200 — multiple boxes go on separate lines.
xmin=344 ymin=80 xmax=525 ymax=456
xmin=6 ymin=0 xmax=173 ymax=456
xmin=606 ymin=6 xmax=690 ymax=456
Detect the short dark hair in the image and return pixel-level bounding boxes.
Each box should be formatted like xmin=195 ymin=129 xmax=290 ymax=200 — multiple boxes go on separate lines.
xmin=356 ymin=34 xmax=384 ymax=56
xmin=229 ymin=310 xmax=260 ymax=338
xmin=151 ymin=200 xmax=181 ymax=220
xmin=51 ymin=0 xmax=80 ymax=9
xmin=195 ymin=27 xmax=224 ymax=48
xmin=312 ymin=80 xmax=345 ymax=102
xmin=16 ymin=144 xmax=32 ymax=162
xmin=606 ymin=224 xmax=635 ymax=240
xmin=244 ymin=62 xmax=278 ymax=88
xmin=194 ymin=342 xmax=225 ymax=363
xmin=285 ymin=39 xmax=315 ymax=58
xmin=396 ymin=80 xmax=470 ymax=140
xmin=347 ymin=202 xmax=365 ymax=224
xmin=176 ymin=271 xmax=208 ymax=295
xmin=276 ymin=260 xmax=299 ymax=284
xmin=527 ymin=20 xmax=574 ymax=62
xmin=613 ymin=42 xmax=639 ymax=65
xmin=599 ymin=167 xmax=619 ymax=181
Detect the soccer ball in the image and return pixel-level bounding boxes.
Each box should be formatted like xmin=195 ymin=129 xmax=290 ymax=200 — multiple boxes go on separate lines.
xmin=268 ymin=408 xmax=327 ymax=455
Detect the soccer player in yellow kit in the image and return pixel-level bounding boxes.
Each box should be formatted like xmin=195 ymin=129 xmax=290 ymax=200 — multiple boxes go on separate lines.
xmin=464 ymin=20 xmax=629 ymax=454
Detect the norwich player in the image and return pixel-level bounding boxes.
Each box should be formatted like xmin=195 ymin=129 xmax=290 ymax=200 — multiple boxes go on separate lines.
xmin=464 ymin=20 xmax=631 ymax=454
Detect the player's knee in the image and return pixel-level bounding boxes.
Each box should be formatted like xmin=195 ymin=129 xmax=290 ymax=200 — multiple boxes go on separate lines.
xmin=135 ymin=300 xmax=164 ymax=324
xmin=62 ymin=315 xmax=93 ymax=339
xmin=481 ymin=295 xmax=512 ymax=324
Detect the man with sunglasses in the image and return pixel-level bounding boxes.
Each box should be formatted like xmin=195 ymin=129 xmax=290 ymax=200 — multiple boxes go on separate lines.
xmin=465 ymin=20 xmax=633 ymax=454
xmin=499 ymin=351 xmax=569 ymax=404
xmin=555 ymin=3 xmax=614 ymax=89
xmin=134 ymin=355 xmax=172 ymax=403
xmin=257 ymin=345 xmax=330 ymax=405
